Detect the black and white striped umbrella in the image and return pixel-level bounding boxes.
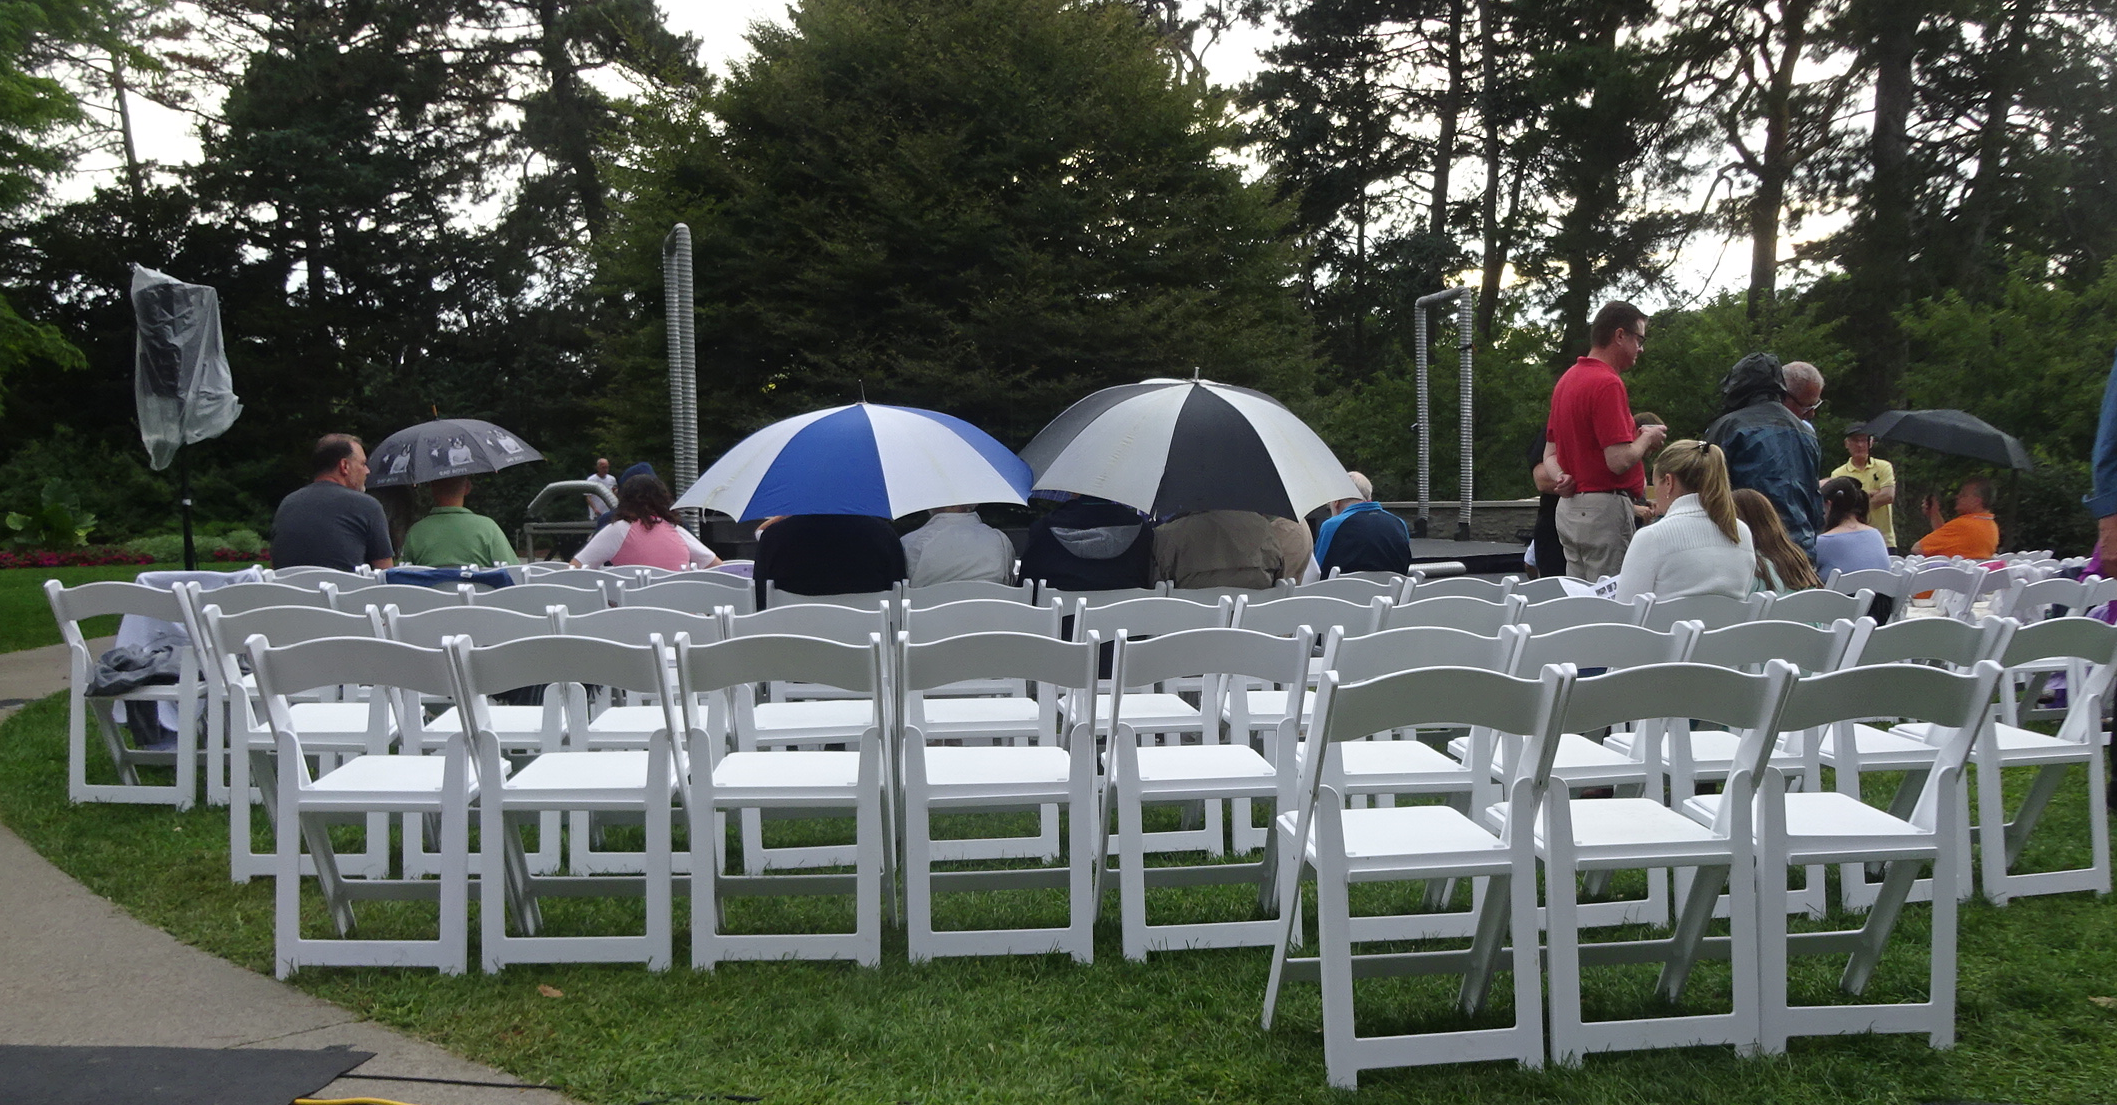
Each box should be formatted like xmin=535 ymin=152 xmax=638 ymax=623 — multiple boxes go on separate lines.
xmin=1020 ymin=377 xmax=1358 ymax=519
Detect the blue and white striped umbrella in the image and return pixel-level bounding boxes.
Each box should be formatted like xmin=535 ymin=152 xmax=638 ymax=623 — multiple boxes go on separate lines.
xmin=673 ymin=403 xmax=1033 ymax=520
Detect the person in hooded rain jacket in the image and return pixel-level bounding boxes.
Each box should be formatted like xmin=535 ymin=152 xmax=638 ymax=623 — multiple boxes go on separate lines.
xmin=1703 ymin=352 xmax=1826 ymax=561
xmin=1019 ymin=495 xmax=1155 ymax=591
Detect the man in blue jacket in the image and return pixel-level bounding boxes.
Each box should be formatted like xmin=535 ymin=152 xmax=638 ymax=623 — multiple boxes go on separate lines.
xmin=1704 ymin=353 xmax=1825 ymax=560
xmin=1313 ymin=472 xmax=1411 ymax=576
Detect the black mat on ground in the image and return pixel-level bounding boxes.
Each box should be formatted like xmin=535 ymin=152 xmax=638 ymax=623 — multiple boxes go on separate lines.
xmin=0 ymin=1044 xmax=371 ymax=1105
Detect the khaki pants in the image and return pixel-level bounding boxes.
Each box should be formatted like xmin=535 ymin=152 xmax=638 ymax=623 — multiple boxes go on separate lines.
xmin=1556 ymin=492 xmax=1634 ymax=581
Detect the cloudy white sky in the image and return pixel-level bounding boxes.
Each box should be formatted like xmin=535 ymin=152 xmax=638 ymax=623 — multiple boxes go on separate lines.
xmin=92 ymin=2 xmax=1748 ymax=309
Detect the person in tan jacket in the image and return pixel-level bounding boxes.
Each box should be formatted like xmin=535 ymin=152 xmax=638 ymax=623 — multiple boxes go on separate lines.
xmin=1152 ymin=510 xmax=1290 ymax=589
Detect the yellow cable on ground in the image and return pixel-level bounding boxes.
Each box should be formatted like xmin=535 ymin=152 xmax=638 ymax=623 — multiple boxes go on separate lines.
xmin=294 ymin=1097 xmax=426 ymax=1105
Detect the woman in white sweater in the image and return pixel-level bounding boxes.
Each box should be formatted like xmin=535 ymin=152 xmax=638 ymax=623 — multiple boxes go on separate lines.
xmin=1614 ymin=439 xmax=1755 ymax=602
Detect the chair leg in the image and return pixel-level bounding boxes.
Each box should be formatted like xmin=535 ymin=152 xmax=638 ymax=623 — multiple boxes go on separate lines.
xmin=1067 ymin=781 xmax=1097 ymax=964
xmin=1756 ymin=813 xmax=1790 ymax=1054
xmin=1118 ymin=783 xmax=1149 ymax=962
xmin=1975 ymin=749 xmax=2011 ymax=905
xmin=1316 ymin=852 xmax=1358 ymax=1090
xmin=439 ymin=796 xmax=469 ymax=977
xmin=1543 ymin=846 xmax=1585 ymax=1068
xmin=1657 ymin=863 xmax=1728 ymax=1001
xmin=1843 ymin=858 xmax=1920 ymax=995
xmin=905 ymin=799 xmax=936 ymax=964
xmin=855 ymin=791 xmax=883 ymax=968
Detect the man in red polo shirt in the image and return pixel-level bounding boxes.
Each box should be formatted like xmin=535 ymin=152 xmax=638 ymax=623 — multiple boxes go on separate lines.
xmin=1542 ymin=302 xmax=1666 ymax=580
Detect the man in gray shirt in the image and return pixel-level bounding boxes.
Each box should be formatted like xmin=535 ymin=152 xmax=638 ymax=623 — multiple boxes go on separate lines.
xmin=270 ymin=433 xmax=396 ymax=571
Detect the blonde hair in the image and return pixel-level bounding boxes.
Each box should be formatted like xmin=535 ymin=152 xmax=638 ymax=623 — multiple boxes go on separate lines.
xmin=1653 ymin=440 xmax=1739 ymax=544
xmin=1732 ymin=489 xmax=1823 ymax=590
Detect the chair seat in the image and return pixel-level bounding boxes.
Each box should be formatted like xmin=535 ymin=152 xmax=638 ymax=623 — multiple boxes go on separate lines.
xmin=1816 ymin=723 xmax=1940 ymax=768
xmin=1894 ymin=720 xmax=2092 ymax=764
xmin=1298 ymin=738 xmax=1474 ymax=785
xmin=1604 ymin=728 xmax=1803 ymax=774
xmin=712 ymin=749 xmax=862 ymax=792
xmin=248 ymin=703 xmax=386 ymax=751
xmin=429 ymin=704 xmax=547 ymax=735
xmin=1537 ymin=797 xmax=1721 ymax=852
xmin=307 ymin=754 xmax=467 ymax=805
xmin=1281 ymin=805 xmax=1509 ymax=868
xmin=920 ymin=696 xmax=1042 ymax=731
xmin=1128 ymin=744 xmax=1274 ymax=787
xmin=1682 ymin=792 xmax=1936 ymax=858
xmin=584 ymin=705 xmax=668 ymax=741
xmin=1096 ymin=693 xmax=1202 ymax=732
xmin=503 ymin=750 xmax=663 ymax=800
xmin=752 ymin=699 xmax=875 ymax=736
xmin=921 ymin=745 xmax=1071 ymax=788
xmin=1448 ymin=732 xmax=1643 ymax=782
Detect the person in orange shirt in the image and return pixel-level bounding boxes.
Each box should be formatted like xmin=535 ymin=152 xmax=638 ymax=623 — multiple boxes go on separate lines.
xmin=1912 ymin=477 xmax=2000 ymax=558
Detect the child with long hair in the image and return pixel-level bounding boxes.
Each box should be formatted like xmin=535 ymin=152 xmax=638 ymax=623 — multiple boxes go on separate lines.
xmin=1614 ymin=440 xmax=1756 ymax=601
xmin=1815 ymin=476 xmax=1891 ymax=579
xmin=570 ymin=474 xmax=722 ymax=570
xmin=1733 ymin=488 xmax=1824 ymax=591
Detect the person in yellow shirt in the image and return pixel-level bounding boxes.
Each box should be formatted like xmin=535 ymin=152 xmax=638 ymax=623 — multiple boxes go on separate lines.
xmin=1912 ymin=477 xmax=2000 ymax=559
xmin=1828 ymin=424 xmax=1897 ymax=550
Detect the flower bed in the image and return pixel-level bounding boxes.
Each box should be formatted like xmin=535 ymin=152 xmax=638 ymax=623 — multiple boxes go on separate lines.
xmin=0 ymin=545 xmax=267 ymax=570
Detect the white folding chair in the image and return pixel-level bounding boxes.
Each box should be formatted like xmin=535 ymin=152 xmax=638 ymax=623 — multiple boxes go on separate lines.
xmin=1515 ymin=594 xmax=1650 ymax=632
xmin=200 ymin=581 xmax=337 ymax=614
xmin=1262 ymin=664 xmax=1567 ymax=1087
xmin=623 ymin=577 xmax=754 ymax=616
xmin=1770 ymin=587 xmax=1875 ymax=625
xmin=1034 ymin=584 xmax=1167 ymax=608
xmin=1526 ymin=661 xmax=1797 ymax=1065
xmin=1899 ymin=562 xmax=1985 ymax=621
xmin=761 ymin=582 xmax=897 ymax=610
xmin=1106 ymin=627 xmax=1311 ymax=959
xmin=1285 ymin=576 xmax=1398 ymax=604
xmin=1401 ymin=574 xmax=1518 ymax=602
xmin=327 ymin=582 xmax=469 ymax=615
xmin=676 ymin=632 xmax=889 ymax=968
xmin=1167 ymin=584 xmax=1286 ymax=605
xmin=1820 ymin=616 xmax=2013 ymax=910
xmin=1692 ymin=660 xmax=2005 ymax=1053
xmin=1893 ymin=617 xmax=2115 ymax=904
xmin=903 ymin=579 xmax=1035 ymax=607
xmin=1373 ymin=593 xmax=1525 ymax=634
xmin=1641 ymin=591 xmax=1773 ymax=632
xmin=249 ymin=635 xmax=475 ymax=978
xmin=898 ymin=631 xmax=1103 ymax=962
xmin=449 ymin=634 xmax=681 ymax=971
xmin=1509 ymin=576 xmax=1576 ymax=602
xmin=515 ymin=568 xmax=628 ymax=591
xmin=44 ymin=580 xmax=205 ymax=809
xmin=265 ymin=566 xmax=373 ymax=586
xmin=468 ymin=583 xmax=607 ymax=617
xmin=197 ymin=601 xmax=393 ymax=883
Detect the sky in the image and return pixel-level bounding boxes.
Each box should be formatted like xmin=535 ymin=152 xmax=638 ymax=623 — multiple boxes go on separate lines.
xmin=92 ymin=2 xmax=1751 ymax=311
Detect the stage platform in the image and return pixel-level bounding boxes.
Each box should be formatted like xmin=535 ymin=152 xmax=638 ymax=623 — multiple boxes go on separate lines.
xmin=1406 ymin=538 xmax=1526 ymax=577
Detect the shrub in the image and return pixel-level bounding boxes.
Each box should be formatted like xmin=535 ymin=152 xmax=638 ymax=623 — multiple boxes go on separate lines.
xmin=0 ymin=547 xmax=153 ymax=570
xmin=123 ymin=534 xmax=186 ymax=562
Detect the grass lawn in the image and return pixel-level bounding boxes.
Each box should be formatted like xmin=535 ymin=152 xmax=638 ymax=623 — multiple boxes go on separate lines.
xmin=0 ymin=562 xmax=210 ymax=652
xmin=2 ymin=693 xmax=2115 ymax=1103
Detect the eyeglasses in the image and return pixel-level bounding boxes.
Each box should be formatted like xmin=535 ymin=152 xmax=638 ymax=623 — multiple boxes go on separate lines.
xmin=1795 ymin=397 xmax=1824 ymax=417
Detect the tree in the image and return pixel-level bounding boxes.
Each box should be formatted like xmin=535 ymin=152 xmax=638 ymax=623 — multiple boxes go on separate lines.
xmin=601 ymin=0 xmax=1313 ymax=462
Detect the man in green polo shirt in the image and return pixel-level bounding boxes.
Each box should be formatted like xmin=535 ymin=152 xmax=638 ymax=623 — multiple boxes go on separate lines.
xmin=400 ymin=475 xmax=518 ymax=567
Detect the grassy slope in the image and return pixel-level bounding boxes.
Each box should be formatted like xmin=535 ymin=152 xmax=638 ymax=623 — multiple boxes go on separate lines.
xmin=1 ymin=694 xmax=2114 ymax=1103
xmin=0 ymin=563 xmax=197 ymax=652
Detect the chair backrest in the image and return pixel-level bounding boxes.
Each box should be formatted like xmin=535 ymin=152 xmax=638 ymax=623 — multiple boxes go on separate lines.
xmin=517 ymin=568 xmax=627 ymax=590
xmin=1509 ymin=576 xmax=1575 ymax=603
xmin=1165 ymin=584 xmax=1285 ymax=605
xmin=448 ymin=634 xmax=671 ymax=703
xmin=1509 ymin=620 xmax=1692 ymax=676
xmin=186 ymin=581 xmax=334 ymax=616
xmin=724 ymin=601 xmax=892 ymax=645
xmin=1515 ymin=594 xmax=1650 ymax=632
xmin=1403 ymin=574 xmax=1516 ymax=602
xmin=1286 ymin=576 xmax=1399 ymax=603
xmin=326 ymin=581 xmax=468 ymax=615
xmin=1230 ymin=593 xmax=1382 ymax=638
xmin=621 ymin=578 xmax=753 ymax=615
xmin=1071 ymin=595 xmax=1233 ymax=640
xmin=1321 ymin=623 xmax=1525 ymax=684
xmin=1826 ymin=567 xmax=1907 ymax=601
xmin=1311 ymin=664 xmax=1567 ymax=758
xmin=901 ymin=597 xmax=1065 ymax=644
xmin=1322 ymin=568 xmax=1406 ymax=585
xmin=1036 ymin=584 xmax=1169 ymax=608
xmin=1683 ymin=617 xmax=1867 ymax=674
xmin=1109 ymin=626 xmax=1310 ymax=695
xmin=1998 ymin=575 xmax=2112 ymax=623
xmin=762 ymin=582 xmax=898 ymax=610
xmin=1558 ymin=661 xmax=1798 ymax=819
xmin=1999 ymin=615 xmax=2117 ymax=675
xmin=902 ymin=579 xmax=1035 ymax=608
xmin=897 ymin=631 xmax=1101 ymax=697
xmin=1902 ymin=562 xmax=1984 ymax=611
xmin=383 ymin=604 xmax=556 ymax=648
xmin=1854 ymin=614 xmax=2012 ymax=668
xmin=1780 ymin=660 xmax=2005 ymax=826
xmin=264 ymin=566 xmax=375 ymax=589
xmin=552 ymin=605 xmax=724 ymax=646
xmin=44 ymin=579 xmax=185 ymax=638
xmin=467 ymin=583 xmax=606 ymax=616
xmin=1641 ymin=591 xmax=1771 ymax=632
xmin=1767 ymin=587 xmax=1874 ymax=625
xmin=1373 ymin=593 xmax=1525 ymax=634
xmin=247 ymin=634 xmax=456 ymax=706
xmin=675 ymin=632 xmax=881 ymax=698
xmin=203 ymin=603 xmax=378 ymax=656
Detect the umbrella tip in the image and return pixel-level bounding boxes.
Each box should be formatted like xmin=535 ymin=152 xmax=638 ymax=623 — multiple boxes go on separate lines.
xmin=1191 ymin=366 xmax=1201 ymax=382
xmin=858 ymin=380 xmax=866 ymax=404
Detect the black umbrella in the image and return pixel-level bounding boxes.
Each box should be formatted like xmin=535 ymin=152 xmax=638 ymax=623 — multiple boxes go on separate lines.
xmin=366 ymin=418 xmax=544 ymax=488
xmin=1859 ymin=409 xmax=2034 ymax=470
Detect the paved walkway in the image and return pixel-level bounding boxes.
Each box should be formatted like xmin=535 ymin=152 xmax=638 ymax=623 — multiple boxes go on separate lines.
xmin=0 ymin=641 xmax=577 ymax=1105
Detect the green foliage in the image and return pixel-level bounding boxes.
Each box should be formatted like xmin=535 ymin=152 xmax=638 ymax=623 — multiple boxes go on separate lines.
xmin=601 ymin=0 xmax=1313 ymax=457
xmin=121 ymin=533 xmax=183 ymax=562
xmin=5 ymin=477 xmax=95 ymax=548
xmin=1622 ymin=292 xmax=1856 ymax=442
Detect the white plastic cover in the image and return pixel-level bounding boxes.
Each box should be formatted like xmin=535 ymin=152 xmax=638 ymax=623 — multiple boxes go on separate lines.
xmin=131 ymin=264 xmax=241 ymax=470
